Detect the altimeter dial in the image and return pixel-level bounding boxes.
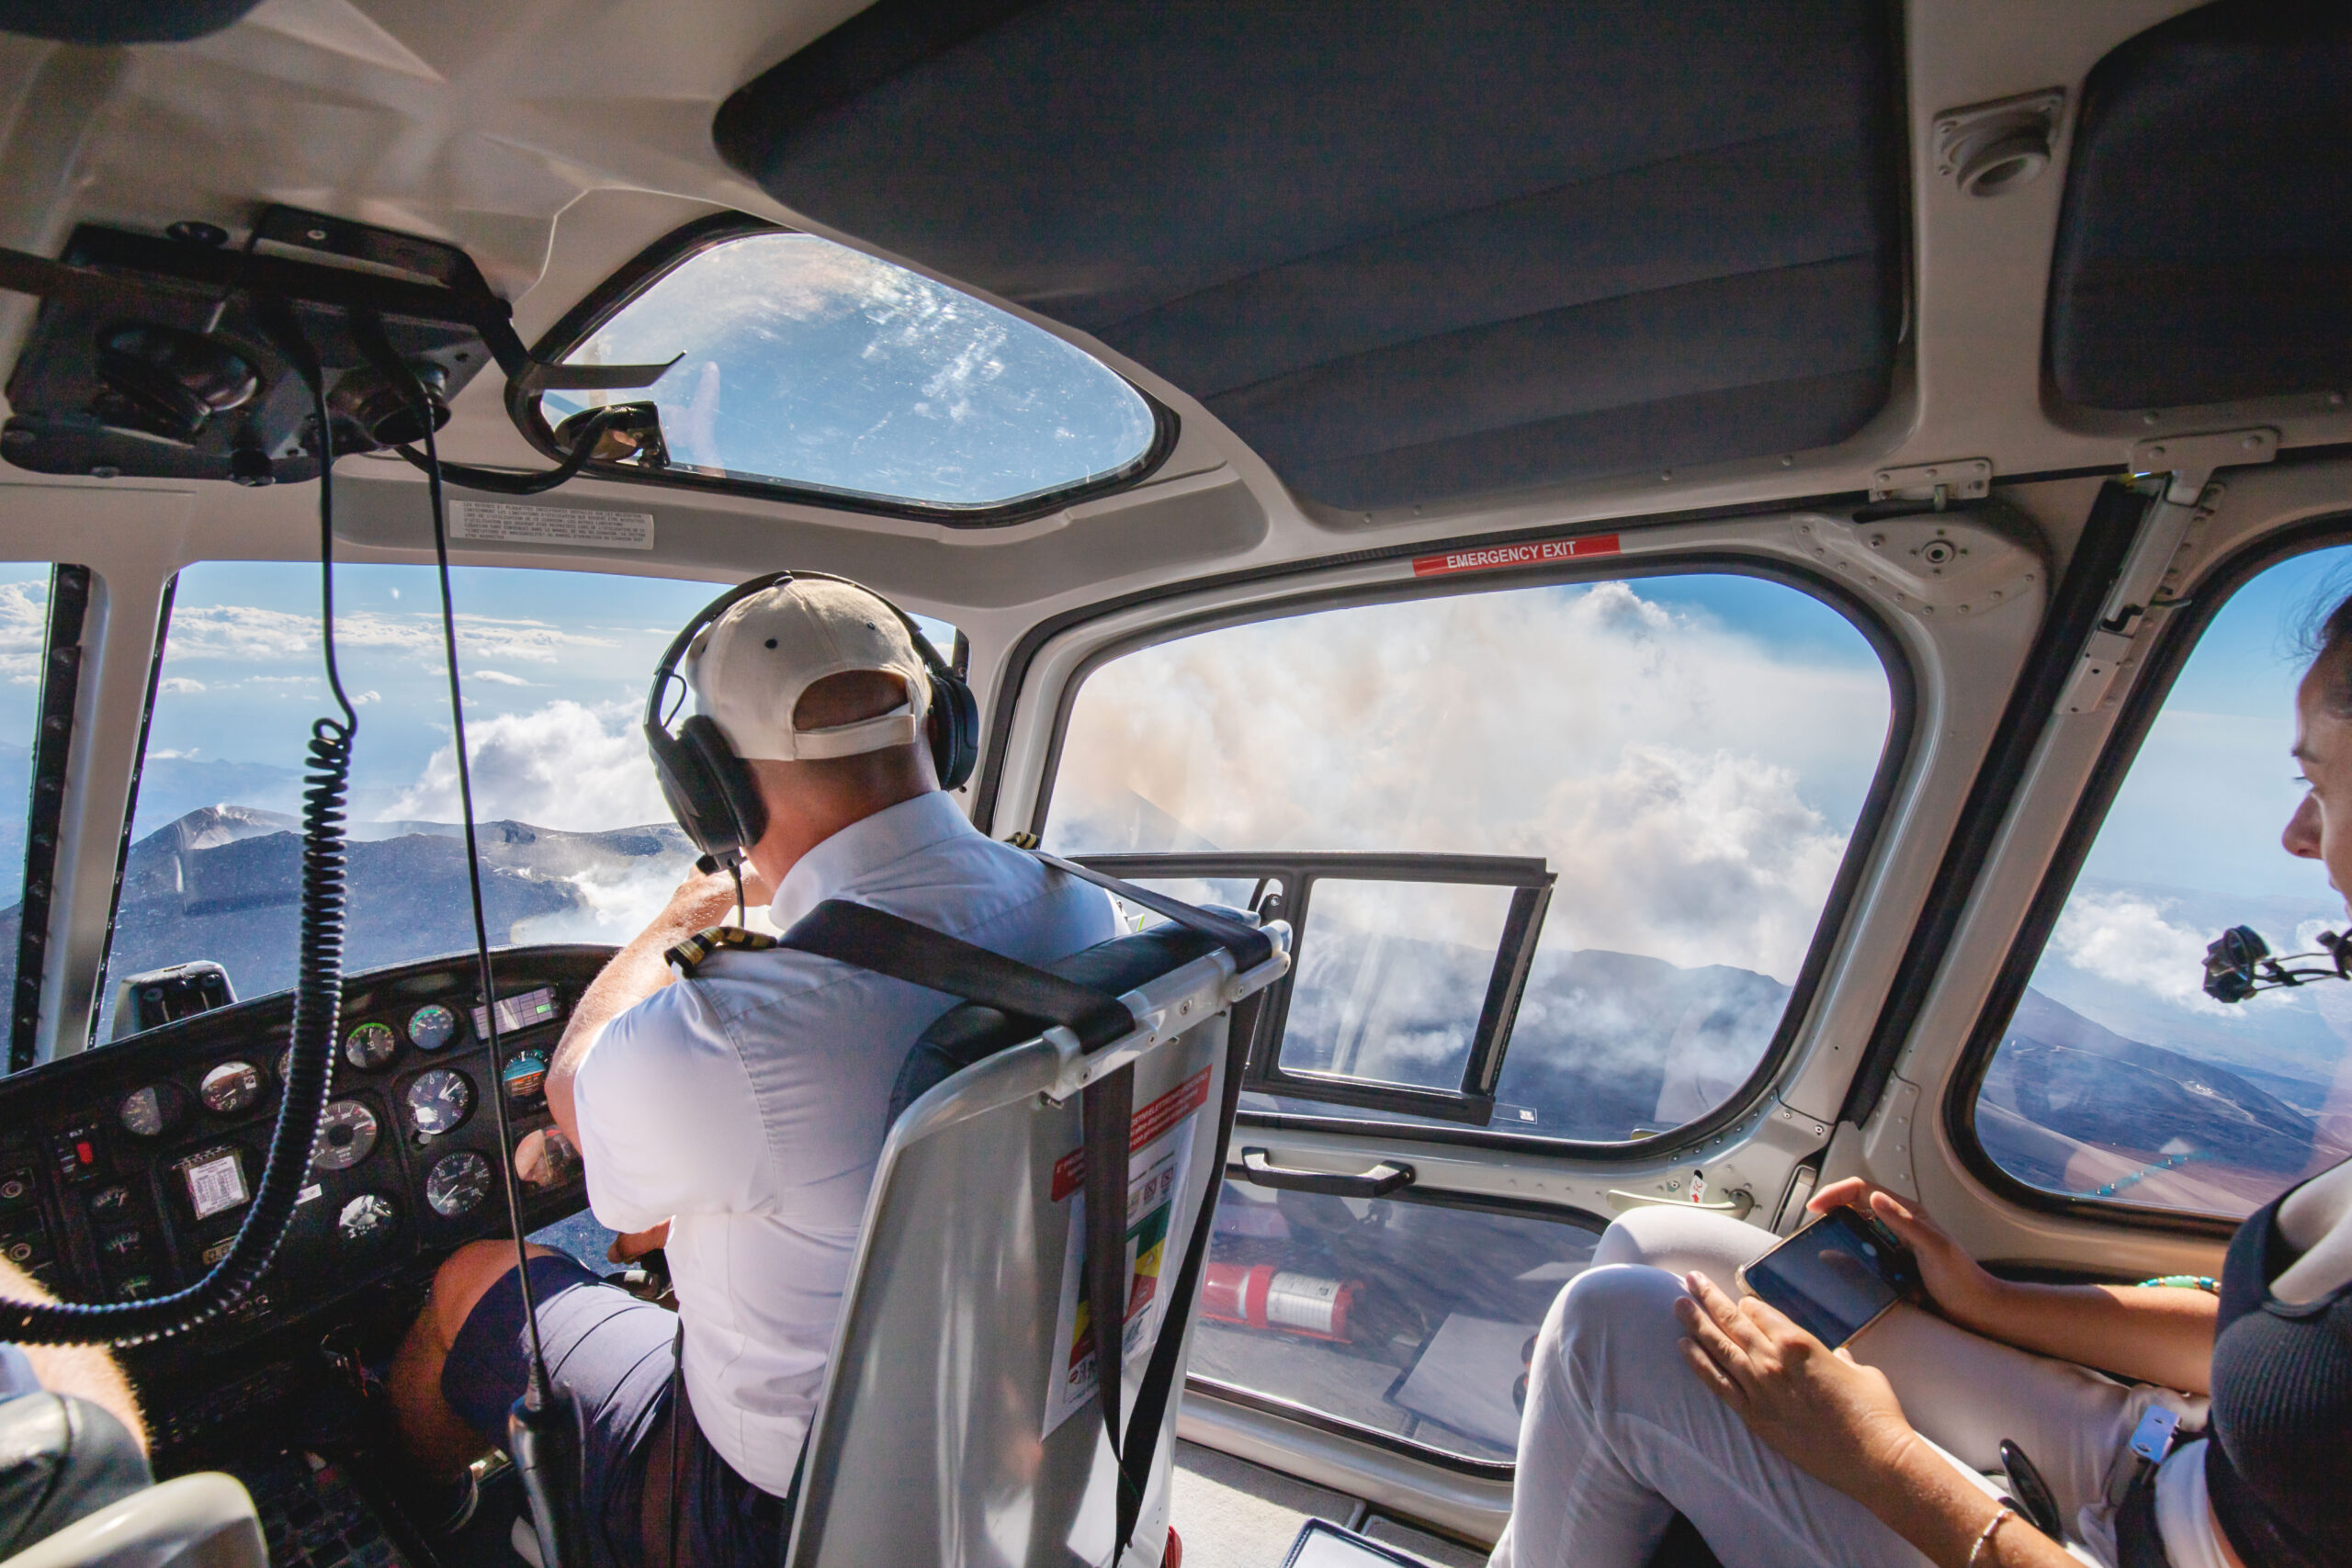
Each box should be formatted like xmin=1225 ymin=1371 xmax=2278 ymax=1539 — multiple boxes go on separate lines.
xmin=424 ymin=1151 xmax=492 ymax=1218
xmin=404 ymin=1069 xmax=472 ymax=1136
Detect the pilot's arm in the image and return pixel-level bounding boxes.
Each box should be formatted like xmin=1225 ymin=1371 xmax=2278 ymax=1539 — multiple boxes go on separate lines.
xmin=546 ymin=865 xmax=744 ymax=1154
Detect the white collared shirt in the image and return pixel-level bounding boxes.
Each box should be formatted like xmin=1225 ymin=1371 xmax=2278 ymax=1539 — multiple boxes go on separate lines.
xmin=571 ymin=792 xmax=1117 ymax=1494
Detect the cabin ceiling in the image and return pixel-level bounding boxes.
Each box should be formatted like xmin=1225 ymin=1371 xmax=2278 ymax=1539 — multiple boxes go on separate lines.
xmin=0 ymin=0 xmax=2346 ymax=614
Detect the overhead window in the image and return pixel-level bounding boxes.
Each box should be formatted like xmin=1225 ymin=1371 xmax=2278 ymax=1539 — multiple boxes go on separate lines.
xmin=1967 ymin=545 xmax=2352 ymax=1220
xmin=530 ymin=226 xmax=1162 ymax=516
xmin=97 ymin=559 xmax=952 ymax=1042
xmin=1046 ymin=571 xmax=1897 ymax=1144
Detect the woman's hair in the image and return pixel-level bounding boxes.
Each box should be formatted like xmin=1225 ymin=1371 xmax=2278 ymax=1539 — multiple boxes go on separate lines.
xmin=2308 ymin=591 xmax=2352 ymax=717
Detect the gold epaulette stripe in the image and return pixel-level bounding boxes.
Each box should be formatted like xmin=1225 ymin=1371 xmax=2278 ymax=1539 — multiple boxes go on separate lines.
xmin=664 ymin=925 xmax=780 ymax=976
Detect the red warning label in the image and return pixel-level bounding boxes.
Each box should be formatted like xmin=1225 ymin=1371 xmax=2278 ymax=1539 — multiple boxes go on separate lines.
xmin=1410 ymin=534 xmax=1621 ymax=578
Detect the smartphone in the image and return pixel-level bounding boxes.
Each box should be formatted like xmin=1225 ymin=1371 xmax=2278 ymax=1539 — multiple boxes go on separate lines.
xmin=1735 ymin=1206 xmax=1919 ymax=1348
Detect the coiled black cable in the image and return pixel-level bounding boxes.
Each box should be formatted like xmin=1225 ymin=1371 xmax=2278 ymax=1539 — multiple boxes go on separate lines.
xmin=1 ymin=327 xmax=356 ymax=1347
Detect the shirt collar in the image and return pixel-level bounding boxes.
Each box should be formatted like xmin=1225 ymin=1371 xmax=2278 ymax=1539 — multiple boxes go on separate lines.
xmin=768 ymin=791 xmax=978 ymax=929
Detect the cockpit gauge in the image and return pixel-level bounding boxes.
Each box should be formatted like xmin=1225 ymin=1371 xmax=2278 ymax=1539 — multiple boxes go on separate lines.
xmin=502 ymin=1050 xmax=548 ymax=1102
xmin=345 ymin=1022 xmax=398 ymax=1071
xmin=336 ymin=1192 xmax=396 ymax=1247
xmin=312 ymin=1100 xmax=379 ymax=1172
xmin=118 ymin=1083 xmax=188 ymax=1139
xmin=424 ymin=1151 xmax=492 ymax=1218
xmin=198 ymin=1061 xmax=263 ymax=1115
xmin=407 ymin=1004 xmax=459 ymax=1053
xmin=404 ymin=1069 xmax=472 ymax=1136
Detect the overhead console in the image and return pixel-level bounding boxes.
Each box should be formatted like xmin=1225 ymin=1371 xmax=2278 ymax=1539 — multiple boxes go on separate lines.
xmin=0 ymin=946 xmax=609 ymax=1449
xmin=713 ymin=0 xmax=1906 ymax=513
xmin=2046 ymin=0 xmax=2352 ymax=412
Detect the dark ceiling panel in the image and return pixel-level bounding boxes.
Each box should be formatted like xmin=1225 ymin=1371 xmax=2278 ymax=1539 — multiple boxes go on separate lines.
xmin=718 ymin=0 xmax=1904 ymax=511
xmin=2048 ymin=1 xmax=2352 ymax=412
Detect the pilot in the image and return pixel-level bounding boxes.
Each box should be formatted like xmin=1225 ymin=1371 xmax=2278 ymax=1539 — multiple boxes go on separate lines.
xmin=1493 ymin=595 xmax=2352 ymax=1567
xmin=382 ymin=579 xmax=1117 ymax=1566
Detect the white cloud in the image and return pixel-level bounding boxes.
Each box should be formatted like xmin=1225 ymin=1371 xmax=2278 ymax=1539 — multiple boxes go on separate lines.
xmin=470 ymin=670 xmax=532 ymax=687
xmin=0 ymin=579 xmax=47 ymax=682
xmin=159 ymin=676 xmax=206 ymax=694
xmin=161 ymin=604 xmax=613 ymax=665
xmin=388 ymin=699 xmax=668 ymax=830
xmin=1050 ymin=581 xmax=1885 ymax=982
xmin=2050 ymin=890 xmax=2230 ymax=1015
xmin=354 ymin=691 xmax=381 ymax=705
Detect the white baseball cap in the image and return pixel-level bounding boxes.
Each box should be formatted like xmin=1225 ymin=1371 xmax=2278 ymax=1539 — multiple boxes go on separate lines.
xmin=684 ymin=578 xmax=930 ymax=761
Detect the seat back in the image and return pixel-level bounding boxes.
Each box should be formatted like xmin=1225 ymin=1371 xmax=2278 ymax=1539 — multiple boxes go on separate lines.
xmin=786 ymin=921 xmax=1287 ymax=1568
xmin=0 ymin=1474 xmax=264 ymax=1568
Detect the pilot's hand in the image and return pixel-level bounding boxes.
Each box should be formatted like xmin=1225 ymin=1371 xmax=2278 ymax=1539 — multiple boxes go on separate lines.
xmin=609 ymin=1221 xmax=670 ymax=1264
xmin=662 ymin=865 xmax=757 ymax=932
xmin=1807 ymin=1178 xmax=2005 ymax=1335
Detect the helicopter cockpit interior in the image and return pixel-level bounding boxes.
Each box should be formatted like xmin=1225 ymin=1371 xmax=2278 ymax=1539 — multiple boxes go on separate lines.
xmin=0 ymin=2 xmax=2346 ymax=1566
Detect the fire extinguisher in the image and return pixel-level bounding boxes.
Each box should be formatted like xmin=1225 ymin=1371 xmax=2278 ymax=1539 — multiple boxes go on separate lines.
xmin=1201 ymin=1260 xmax=1360 ymax=1342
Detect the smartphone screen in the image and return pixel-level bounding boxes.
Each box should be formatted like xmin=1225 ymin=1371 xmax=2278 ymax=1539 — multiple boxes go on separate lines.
xmin=1738 ymin=1208 xmax=1916 ymax=1348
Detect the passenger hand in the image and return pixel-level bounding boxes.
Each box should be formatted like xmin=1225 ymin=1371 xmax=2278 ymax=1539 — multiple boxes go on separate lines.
xmin=1676 ymin=1270 xmax=1923 ymax=1500
xmin=1807 ymin=1177 xmax=2008 ymax=1335
xmin=609 ymin=1221 xmax=670 ymax=1264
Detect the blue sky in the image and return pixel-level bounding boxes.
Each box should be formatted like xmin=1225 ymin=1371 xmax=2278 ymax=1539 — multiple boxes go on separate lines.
xmin=543 ymin=231 xmax=1156 ymax=510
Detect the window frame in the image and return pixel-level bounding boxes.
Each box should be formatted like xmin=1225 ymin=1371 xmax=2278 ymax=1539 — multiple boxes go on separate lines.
xmin=9 ymin=565 xmax=88 ymax=1074
xmin=1081 ymin=851 xmax=1555 ymax=1123
xmin=1017 ymin=546 xmax=1919 ymax=1159
xmin=1185 ymin=1179 xmax=1607 ymax=1476
xmin=1943 ymin=513 xmax=2352 ymax=1240
xmin=504 ymin=211 xmax=1182 ymax=527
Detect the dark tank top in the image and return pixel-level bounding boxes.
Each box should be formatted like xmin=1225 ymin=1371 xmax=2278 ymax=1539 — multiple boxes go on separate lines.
xmin=2204 ymin=1185 xmax=2352 ymax=1568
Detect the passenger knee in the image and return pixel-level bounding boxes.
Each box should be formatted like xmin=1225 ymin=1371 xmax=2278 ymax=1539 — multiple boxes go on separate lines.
xmin=1547 ymin=1264 xmax=1691 ymax=1389
xmin=428 ymin=1241 xmax=550 ymax=1345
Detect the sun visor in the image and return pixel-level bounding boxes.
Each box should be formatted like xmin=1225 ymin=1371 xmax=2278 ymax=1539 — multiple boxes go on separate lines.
xmin=715 ymin=0 xmax=1905 ymax=513
xmin=2046 ymin=1 xmax=2352 ymax=412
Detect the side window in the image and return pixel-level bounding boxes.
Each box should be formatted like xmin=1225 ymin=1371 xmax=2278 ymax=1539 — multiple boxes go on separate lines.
xmin=1972 ymin=545 xmax=2352 ymax=1219
xmin=0 ymin=566 xmax=53 ymax=1049
xmin=1047 ymin=574 xmax=1896 ymax=1143
xmin=99 ymin=561 xmax=952 ymax=1041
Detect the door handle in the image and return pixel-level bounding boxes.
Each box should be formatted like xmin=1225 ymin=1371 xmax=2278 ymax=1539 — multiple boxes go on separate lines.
xmin=1237 ymin=1147 xmax=1415 ymax=1197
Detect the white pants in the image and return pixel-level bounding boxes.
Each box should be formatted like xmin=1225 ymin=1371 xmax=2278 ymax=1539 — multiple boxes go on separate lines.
xmin=1487 ymin=1208 xmax=2202 ymax=1568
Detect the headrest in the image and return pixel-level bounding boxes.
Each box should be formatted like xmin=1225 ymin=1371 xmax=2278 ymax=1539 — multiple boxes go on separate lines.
xmin=888 ymin=921 xmax=1232 ymax=1125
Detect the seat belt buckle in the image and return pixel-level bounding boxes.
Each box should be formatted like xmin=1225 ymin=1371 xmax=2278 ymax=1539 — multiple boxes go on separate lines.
xmin=2105 ymin=1405 xmax=2179 ymax=1506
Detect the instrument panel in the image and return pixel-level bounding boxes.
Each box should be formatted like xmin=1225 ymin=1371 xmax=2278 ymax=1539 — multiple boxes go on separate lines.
xmin=0 ymin=946 xmax=613 ymax=1352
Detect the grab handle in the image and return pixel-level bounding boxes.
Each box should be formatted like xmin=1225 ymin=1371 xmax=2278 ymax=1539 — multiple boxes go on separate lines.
xmin=1238 ymin=1147 xmax=1415 ymax=1198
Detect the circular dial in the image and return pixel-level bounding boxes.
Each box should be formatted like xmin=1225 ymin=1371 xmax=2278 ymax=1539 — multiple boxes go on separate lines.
xmin=312 ymin=1099 xmax=379 ymax=1172
xmin=119 ymin=1083 xmax=187 ymax=1138
xmin=198 ymin=1061 xmax=262 ymax=1115
xmin=424 ymin=1151 xmax=492 ymax=1218
xmin=336 ymin=1192 xmax=396 ymax=1246
xmin=514 ymin=1128 xmax=581 ymax=1190
xmin=407 ymin=1003 xmax=459 ymax=1053
xmin=404 ymin=1069 xmax=472 ymax=1136
xmin=502 ymin=1050 xmax=548 ymax=1102
xmin=344 ymin=1022 xmax=398 ymax=1071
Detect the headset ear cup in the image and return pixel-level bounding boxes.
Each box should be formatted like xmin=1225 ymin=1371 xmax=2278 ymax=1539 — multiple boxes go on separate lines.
xmin=645 ymin=720 xmax=728 ymax=862
xmin=927 ymin=670 xmax=979 ymax=791
xmin=681 ymin=716 xmax=768 ymax=861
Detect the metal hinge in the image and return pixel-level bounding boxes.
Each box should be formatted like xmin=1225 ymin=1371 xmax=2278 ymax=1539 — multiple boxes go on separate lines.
xmin=1869 ymin=458 xmax=1992 ymax=507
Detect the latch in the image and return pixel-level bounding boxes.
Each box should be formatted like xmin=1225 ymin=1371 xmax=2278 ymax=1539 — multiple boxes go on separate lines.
xmin=1869 ymin=458 xmax=1992 ymax=507
xmin=2059 ymin=428 xmax=2278 ymax=715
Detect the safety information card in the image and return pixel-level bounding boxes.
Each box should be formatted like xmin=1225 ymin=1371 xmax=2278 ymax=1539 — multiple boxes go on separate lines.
xmin=1041 ymin=1066 xmax=1212 ymax=1437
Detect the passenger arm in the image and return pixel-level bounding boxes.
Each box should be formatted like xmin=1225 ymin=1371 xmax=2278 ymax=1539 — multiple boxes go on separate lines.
xmin=0 ymin=1257 xmax=147 ymax=1453
xmin=1812 ymin=1179 xmax=2217 ymax=1393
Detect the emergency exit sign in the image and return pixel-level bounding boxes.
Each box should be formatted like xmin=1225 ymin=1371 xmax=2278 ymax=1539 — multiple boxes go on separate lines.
xmin=1410 ymin=534 xmax=1620 ymax=578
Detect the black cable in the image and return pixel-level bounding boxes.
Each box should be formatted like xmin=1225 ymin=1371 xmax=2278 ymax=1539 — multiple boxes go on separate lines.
xmin=413 ymin=407 xmax=552 ymax=1401
xmin=0 ymin=326 xmax=354 ymax=1347
xmin=394 ymin=404 xmax=631 ymax=496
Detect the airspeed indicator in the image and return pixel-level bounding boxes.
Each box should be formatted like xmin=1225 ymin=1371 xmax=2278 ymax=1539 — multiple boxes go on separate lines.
xmin=404 ymin=1069 xmax=472 ymax=1137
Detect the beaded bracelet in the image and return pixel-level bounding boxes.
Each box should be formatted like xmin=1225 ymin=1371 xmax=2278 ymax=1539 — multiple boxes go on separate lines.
xmin=1969 ymin=1506 xmax=2016 ymax=1568
xmin=2135 ymin=1274 xmax=2221 ymax=1292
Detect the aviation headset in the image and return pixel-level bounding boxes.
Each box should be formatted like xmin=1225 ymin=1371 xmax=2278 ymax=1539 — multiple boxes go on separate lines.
xmin=643 ymin=571 xmax=979 ymax=867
